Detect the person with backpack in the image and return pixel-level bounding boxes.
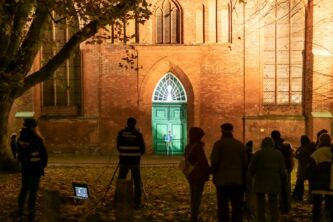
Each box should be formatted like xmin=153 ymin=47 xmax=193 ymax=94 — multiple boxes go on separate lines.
xmin=16 ymin=118 xmax=48 ymax=220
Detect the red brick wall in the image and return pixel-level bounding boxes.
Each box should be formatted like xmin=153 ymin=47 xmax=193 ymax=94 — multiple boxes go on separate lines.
xmin=9 ymin=0 xmax=333 ymax=155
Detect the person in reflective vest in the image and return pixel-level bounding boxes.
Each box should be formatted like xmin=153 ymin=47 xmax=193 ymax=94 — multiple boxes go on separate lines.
xmin=16 ymin=118 xmax=48 ymax=220
xmin=117 ymin=117 xmax=145 ymax=208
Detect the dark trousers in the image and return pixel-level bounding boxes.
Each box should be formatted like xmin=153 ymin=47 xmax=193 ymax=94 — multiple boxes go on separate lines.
xmin=18 ymin=174 xmax=41 ymax=214
xmin=256 ymin=193 xmax=279 ymax=222
xmin=279 ymin=170 xmax=291 ymax=213
xmin=189 ymin=183 xmax=204 ymax=222
xmin=118 ymin=164 xmax=142 ymax=206
xmin=312 ymin=194 xmax=333 ymax=222
xmin=216 ymin=185 xmax=244 ymax=222
xmin=292 ymin=178 xmax=305 ymax=201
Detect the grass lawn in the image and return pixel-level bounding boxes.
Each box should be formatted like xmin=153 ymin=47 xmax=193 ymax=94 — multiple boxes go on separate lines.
xmin=0 ymin=165 xmax=313 ymax=221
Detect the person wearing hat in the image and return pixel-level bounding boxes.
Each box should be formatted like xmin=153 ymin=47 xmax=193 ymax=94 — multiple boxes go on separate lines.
xmin=184 ymin=127 xmax=210 ymax=222
xmin=307 ymin=133 xmax=333 ymax=222
xmin=16 ymin=118 xmax=48 ymax=220
xmin=211 ymin=123 xmax=247 ymax=222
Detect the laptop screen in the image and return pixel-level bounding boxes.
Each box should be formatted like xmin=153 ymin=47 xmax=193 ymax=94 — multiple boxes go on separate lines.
xmin=72 ymin=183 xmax=89 ymax=199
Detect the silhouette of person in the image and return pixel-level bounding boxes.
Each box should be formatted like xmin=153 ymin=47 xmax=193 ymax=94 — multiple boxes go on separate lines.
xmin=292 ymin=135 xmax=315 ymax=201
xmin=307 ymin=133 xmax=333 ymax=222
xmin=211 ymin=123 xmax=246 ymax=222
xmin=164 ymin=130 xmax=173 ymax=156
xmin=117 ymin=117 xmax=145 ymax=209
xmin=271 ymin=130 xmax=293 ymax=214
xmin=248 ymin=137 xmax=286 ymax=222
xmin=10 ymin=133 xmax=17 ymax=159
xmin=244 ymin=140 xmax=254 ymax=219
xmin=184 ymin=127 xmax=210 ymax=222
xmin=16 ymin=118 xmax=48 ymax=220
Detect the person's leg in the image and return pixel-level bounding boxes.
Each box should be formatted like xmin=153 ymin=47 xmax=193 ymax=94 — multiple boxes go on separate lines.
xmin=324 ymin=195 xmax=333 ymax=222
xmin=268 ymin=193 xmax=279 ymax=222
xmin=27 ymin=176 xmax=41 ymax=218
xmin=298 ymin=179 xmax=305 ymax=200
xmin=190 ymin=183 xmax=204 ymax=222
xmin=18 ymin=174 xmax=29 ymax=215
xmin=292 ymin=179 xmax=304 ymax=200
xmin=131 ymin=165 xmax=142 ymax=207
xmin=312 ymin=194 xmax=323 ymax=222
xmin=230 ymin=185 xmax=243 ymax=222
xmin=117 ymin=164 xmax=130 ymax=179
xmin=280 ymin=171 xmax=291 ymax=214
xmin=255 ymin=193 xmax=266 ymax=222
xmin=216 ymin=185 xmax=229 ymax=222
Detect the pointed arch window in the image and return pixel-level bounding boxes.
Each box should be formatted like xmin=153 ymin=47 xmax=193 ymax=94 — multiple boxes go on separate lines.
xmin=153 ymin=73 xmax=187 ymax=103
xmin=41 ymin=12 xmax=82 ymax=115
xmin=263 ymin=0 xmax=304 ymax=105
xmin=155 ymin=0 xmax=182 ymax=44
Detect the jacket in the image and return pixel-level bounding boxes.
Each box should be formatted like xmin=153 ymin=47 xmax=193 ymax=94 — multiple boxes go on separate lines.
xmin=307 ymin=145 xmax=333 ymax=192
xmin=295 ymin=142 xmax=316 ymax=180
xmin=248 ymin=145 xmax=286 ymax=194
xmin=210 ymin=133 xmax=246 ymax=186
xmin=185 ymin=142 xmax=210 ymax=184
xmin=117 ymin=127 xmax=145 ymax=165
xmin=17 ymin=128 xmax=48 ymax=176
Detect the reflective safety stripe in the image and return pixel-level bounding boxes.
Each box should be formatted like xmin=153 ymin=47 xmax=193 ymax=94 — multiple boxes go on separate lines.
xmin=30 ymin=157 xmax=41 ymax=162
xmin=30 ymin=151 xmax=39 ymax=157
xmin=119 ymin=153 xmax=141 ymax=156
xmin=312 ymin=190 xmax=333 ymax=195
xmin=18 ymin=141 xmax=30 ymax=147
xmin=119 ymin=146 xmax=140 ymax=151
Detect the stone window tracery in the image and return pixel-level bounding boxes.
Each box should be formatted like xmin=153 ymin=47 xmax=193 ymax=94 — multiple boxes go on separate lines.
xmin=263 ymin=0 xmax=304 ymax=105
xmin=155 ymin=0 xmax=182 ymax=44
xmin=41 ymin=12 xmax=82 ymax=115
xmin=153 ymin=73 xmax=187 ymax=102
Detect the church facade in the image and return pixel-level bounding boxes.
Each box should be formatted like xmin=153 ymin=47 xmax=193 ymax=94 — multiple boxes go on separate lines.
xmin=10 ymin=0 xmax=333 ymax=154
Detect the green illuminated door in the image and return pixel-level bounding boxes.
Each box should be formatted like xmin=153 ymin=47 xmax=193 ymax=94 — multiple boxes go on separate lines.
xmin=152 ymin=103 xmax=187 ymax=155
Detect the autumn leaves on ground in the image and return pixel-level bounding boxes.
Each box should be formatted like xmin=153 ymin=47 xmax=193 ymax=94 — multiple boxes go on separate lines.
xmin=0 ymin=165 xmax=312 ymax=222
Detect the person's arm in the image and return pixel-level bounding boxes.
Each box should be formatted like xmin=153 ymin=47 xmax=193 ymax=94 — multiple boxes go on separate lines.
xmin=39 ymin=140 xmax=48 ymax=169
xmin=248 ymin=152 xmax=257 ymax=177
xmin=210 ymin=142 xmax=219 ymax=175
xmin=116 ymin=131 xmax=121 ymax=152
xmin=139 ymin=133 xmax=145 ymax=155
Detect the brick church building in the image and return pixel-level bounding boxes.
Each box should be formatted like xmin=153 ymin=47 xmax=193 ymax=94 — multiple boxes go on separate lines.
xmin=9 ymin=0 xmax=333 ymax=155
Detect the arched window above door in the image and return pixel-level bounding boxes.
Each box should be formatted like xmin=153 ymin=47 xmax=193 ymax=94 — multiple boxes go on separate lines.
xmin=153 ymin=72 xmax=187 ymax=102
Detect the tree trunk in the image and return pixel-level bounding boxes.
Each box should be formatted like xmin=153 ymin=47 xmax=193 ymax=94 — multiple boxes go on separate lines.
xmin=0 ymin=97 xmax=16 ymax=170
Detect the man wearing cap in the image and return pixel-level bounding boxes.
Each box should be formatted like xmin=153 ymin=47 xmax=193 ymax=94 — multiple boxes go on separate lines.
xmin=16 ymin=118 xmax=48 ymax=220
xmin=117 ymin=117 xmax=145 ymax=209
xmin=211 ymin=123 xmax=246 ymax=222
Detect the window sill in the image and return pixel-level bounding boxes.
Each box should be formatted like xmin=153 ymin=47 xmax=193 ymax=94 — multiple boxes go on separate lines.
xmin=41 ymin=106 xmax=81 ymax=117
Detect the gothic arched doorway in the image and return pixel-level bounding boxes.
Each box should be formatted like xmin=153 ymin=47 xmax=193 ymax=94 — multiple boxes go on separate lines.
xmin=152 ymin=72 xmax=187 ymax=155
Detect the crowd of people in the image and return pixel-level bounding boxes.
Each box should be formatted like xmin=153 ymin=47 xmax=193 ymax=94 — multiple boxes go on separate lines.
xmin=10 ymin=117 xmax=333 ymax=222
xmin=184 ymin=124 xmax=333 ymax=222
